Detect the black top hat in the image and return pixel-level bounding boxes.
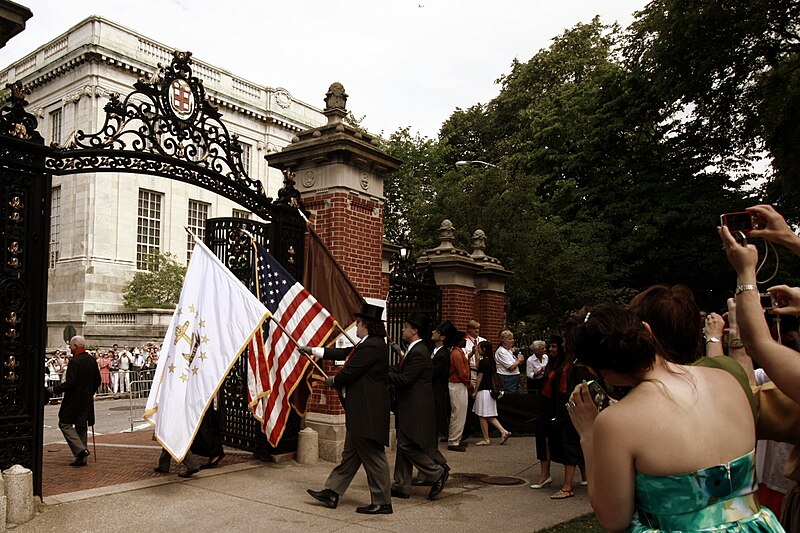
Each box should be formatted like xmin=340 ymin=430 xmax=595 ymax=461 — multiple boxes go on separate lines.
xmin=405 ymin=310 xmax=431 ymax=331
xmin=434 ymin=320 xmax=460 ymax=339
xmin=353 ymin=303 xmax=384 ymax=322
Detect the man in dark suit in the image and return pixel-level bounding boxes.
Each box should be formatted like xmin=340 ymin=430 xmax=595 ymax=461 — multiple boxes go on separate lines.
xmin=47 ymin=335 xmax=101 ymax=467
xmin=303 ymin=303 xmax=393 ymax=515
xmin=388 ymin=311 xmax=449 ymax=500
xmin=431 ymin=321 xmax=453 ymax=443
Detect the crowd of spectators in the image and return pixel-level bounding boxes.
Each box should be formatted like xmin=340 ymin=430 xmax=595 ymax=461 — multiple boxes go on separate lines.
xmin=45 ymin=341 xmax=162 ymax=400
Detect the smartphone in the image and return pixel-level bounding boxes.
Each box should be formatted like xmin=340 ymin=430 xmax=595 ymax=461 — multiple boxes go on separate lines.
xmin=720 ymin=212 xmax=755 ymax=235
xmin=586 ymin=380 xmax=611 ymax=411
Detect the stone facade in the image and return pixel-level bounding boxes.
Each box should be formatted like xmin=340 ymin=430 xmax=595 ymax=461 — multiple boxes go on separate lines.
xmin=0 ymin=16 xmax=326 ymax=348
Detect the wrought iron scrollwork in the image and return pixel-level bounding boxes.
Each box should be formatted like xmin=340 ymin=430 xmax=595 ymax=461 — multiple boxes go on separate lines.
xmin=0 ymin=83 xmax=44 ymax=144
xmin=48 ymin=50 xmax=272 ymax=210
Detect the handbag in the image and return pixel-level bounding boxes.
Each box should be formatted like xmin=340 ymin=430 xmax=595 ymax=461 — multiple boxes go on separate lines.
xmin=490 ymin=373 xmax=504 ymax=400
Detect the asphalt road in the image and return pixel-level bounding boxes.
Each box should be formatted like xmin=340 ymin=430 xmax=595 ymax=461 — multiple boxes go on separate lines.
xmin=44 ymin=396 xmax=151 ymax=445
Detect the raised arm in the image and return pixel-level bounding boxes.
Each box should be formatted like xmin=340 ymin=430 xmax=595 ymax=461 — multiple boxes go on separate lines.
xmin=719 ymin=225 xmax=800 ymax=403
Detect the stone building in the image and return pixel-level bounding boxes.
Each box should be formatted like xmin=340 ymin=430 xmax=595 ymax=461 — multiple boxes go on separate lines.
xmin=0 ymin=16 xmax=326 ymax=348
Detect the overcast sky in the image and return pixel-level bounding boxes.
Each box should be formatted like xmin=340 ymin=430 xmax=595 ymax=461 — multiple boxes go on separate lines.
xmin=0 ymin=0 xmax=647 ymax=139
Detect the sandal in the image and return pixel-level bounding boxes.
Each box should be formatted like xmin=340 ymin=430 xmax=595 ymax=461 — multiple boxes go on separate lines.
xmin=550 ymin=489 xmax=574 ymax=500
xmin=475 ymin=440 xmax=491 ymax=446
xmin=500 ymin=431 xmax=511 ymax=445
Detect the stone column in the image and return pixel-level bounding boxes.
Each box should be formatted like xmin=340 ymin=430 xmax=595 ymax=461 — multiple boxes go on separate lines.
xmin=266 ymin=83 xmax=400 ymax=462
xmin=418 ymin=221 xmax=511 ymax=343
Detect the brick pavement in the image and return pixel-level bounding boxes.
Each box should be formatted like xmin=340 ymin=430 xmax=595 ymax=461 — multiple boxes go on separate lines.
xmin=42 ymin=429 xmax=251 ymax=497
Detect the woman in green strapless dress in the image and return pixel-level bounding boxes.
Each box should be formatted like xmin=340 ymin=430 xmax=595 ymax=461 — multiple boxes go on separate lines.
xmin=563 ymin=304 xmax=783 ymax=533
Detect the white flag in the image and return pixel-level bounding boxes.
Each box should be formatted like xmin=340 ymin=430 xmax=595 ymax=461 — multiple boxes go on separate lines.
xmin=144 ymin=238 xmax=268 ymax=461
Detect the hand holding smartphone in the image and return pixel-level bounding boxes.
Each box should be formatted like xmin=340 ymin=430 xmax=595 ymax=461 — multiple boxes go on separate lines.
xmin=586 ymin=380 xmax=611 ymax=411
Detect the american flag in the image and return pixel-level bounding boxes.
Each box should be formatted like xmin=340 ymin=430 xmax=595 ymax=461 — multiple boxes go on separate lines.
xmin=248 ymin=241 xmax=335 ymax=446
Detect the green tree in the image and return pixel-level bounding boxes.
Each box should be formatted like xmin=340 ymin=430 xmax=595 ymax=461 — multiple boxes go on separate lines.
xmin=123 ymin=252 xmax=186 ymax=309
xmin=382 ymin=127 xmax=444 ymax=250
xmin=627 ymin=0 xmax=800 ymax=209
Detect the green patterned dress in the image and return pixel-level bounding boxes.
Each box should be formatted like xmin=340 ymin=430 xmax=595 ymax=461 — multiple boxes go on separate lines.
xmin=629 ymin=449 xmax=784 ymax=532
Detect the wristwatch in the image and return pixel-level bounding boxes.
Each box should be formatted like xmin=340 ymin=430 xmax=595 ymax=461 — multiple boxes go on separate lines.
xmin=735 ymin=284 xmax=758 ymax=295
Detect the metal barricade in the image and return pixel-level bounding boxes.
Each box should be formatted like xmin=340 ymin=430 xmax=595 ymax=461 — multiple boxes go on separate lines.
xmin=128 ymin=369 xmax=156 ymax=432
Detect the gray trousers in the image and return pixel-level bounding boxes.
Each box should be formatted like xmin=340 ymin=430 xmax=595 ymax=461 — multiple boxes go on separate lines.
xmin=394 ymin=429 xmax=445 ymax=493
xmin=58 ymin=422 xmax=88 ymax=458
xmin=325 ymin=432 xmax=391 ymax=505
xmin=158 ymin=448 xmax=200 ymax=471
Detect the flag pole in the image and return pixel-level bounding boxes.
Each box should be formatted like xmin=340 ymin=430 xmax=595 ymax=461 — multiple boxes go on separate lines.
xmin=264 ymin=313 xmax=329 ymax=379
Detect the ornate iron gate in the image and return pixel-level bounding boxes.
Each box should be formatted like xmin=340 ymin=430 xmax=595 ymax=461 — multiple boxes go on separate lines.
xmin=0 ymin=50 xmax=308 ymax=493
xmin=204 ymin=213 xmax=305 ymax=457
xmin=0 ymin=91 xmax=49 ymax=495
xmin=386 ymin=260 xmax=441 ymax=364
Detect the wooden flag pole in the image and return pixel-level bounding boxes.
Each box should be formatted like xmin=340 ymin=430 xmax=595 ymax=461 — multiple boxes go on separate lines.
xmin=264 ymin=313 xmax=329 ymax=379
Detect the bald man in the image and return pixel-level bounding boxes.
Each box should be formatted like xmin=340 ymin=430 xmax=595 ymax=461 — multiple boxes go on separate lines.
xmin=48 ymin=335 xmax=101 ymax=466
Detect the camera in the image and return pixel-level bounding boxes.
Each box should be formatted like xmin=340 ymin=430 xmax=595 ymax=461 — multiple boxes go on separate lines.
xmin=720 ymin=212 xmax=757 ymax=235
xmin=760 ymin=292 xmax=777 ymax=311
xmin=586 ymin=380 xmax=611 ymax=411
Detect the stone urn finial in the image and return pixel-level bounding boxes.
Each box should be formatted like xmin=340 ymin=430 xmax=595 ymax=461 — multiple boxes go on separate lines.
xmin=471 ymin=229 xmax=487 ymax=259
xmin=324 ymin=82 xmax=348 ymax=111
xmin=438 ymin=220 xmax=456 ymax=250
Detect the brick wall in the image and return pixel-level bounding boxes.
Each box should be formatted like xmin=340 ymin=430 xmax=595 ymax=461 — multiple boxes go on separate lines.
xmin=304 ymin=192 xmax=384 ymax=299
xmin=440 ymin=285 xmax=476 ymax=332
xmin=303 ymin=190 xmax=385 ymax=417
xmin=477 ymin=291 xmax=506 ymax=346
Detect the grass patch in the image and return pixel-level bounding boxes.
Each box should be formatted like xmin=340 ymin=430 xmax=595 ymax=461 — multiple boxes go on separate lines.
xmin=536 ymin=513 xmax=603 ymax=532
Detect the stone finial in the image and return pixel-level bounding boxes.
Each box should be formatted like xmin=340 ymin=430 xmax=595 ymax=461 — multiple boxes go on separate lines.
xmin=438 ymin=219 xmax=456 ymax=249
xmin=471 ymin=229 xmax=487 ymax=259
xmin=324 ymin=82 xmax=348 ymax=111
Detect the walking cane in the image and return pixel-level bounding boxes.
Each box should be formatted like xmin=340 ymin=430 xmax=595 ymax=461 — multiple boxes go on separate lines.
xmin=91 ymin=425 xmax=97 ymax=462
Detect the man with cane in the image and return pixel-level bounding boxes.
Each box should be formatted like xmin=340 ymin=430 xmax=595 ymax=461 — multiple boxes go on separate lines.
xmin=47 ymin=335 xmax=101 ymax=466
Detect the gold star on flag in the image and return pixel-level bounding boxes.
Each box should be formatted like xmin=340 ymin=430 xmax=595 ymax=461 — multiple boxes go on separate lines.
xmin=168 ymin=364 xmax=176 ymax=373
xmin=199 ymin=352 xmax=207 ymax=361
xmin=191 ymin=367 xmax=199 ymax=375
xmin=180 ymin=373 xmax=188 ymax=382
xmin=199 ymin=319 xmax=206 ymax=328
xmin=176 ymin=307 xmax=182 ymax=316
xmin=202 ymin=334 xmax=209 ymax=344
xmin=189 ymin=304 xmax=196 ymax=314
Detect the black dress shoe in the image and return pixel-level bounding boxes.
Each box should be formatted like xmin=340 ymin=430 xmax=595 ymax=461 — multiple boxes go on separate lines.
xmin=391 ymin=487 xmax=410 ymax=499
xmin=200 ymin=450 xmax=225 ymax=469
xmin=153 ymin=467 xmax=169 ymax=474
xmin=69 ymin=458 xmax=88 ymax=467
xmin=447 ymin=444 xmax=466 ymax=452
xmin=307 ymin=488 xmax=339 ymax=509
xmin=178 ymin=468 xmax=199 ymax=478
xmin=428 ymin=467 xmax=449 ymax=499
xmin=356 ymin=503 xmax=393 ymax=514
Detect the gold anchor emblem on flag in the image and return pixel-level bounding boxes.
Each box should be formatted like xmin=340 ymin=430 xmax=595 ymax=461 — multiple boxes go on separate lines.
xmin=174 ymin=320 xmax=201 ymax=365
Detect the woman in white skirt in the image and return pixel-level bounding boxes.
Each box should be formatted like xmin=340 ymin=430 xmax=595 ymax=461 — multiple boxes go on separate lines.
xmin=471 ymin=341 xmax=511 ymax=446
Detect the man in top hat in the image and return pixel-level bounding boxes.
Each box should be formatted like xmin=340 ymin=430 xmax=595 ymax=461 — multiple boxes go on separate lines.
xmin=302 ymin=303 xmax=393 ymax=515
xmin=388 ymin=311 xmax=449 ymax=500
xmin=431 ymin=321 xmax=454 ymax=444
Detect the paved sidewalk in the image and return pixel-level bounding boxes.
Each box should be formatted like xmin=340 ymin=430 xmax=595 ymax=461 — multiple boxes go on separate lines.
xmin=24 ymin=434 xmax=592 ymax=532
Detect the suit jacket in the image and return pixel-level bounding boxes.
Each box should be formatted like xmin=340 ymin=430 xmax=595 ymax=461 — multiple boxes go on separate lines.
xmin=53 ymin=350 xmax=101 ymax=426
xmin=323 ymin=335 xmax=390 ymax=446
xmin=388 ymin=340 xmax=436 ymax=448
xmin=431 ymin=345 xmax=451 ymax=435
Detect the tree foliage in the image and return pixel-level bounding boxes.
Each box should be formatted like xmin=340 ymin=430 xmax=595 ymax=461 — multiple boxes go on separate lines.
xmin=123 ymin=253 xmax=186 ymax=309
xmin=381 ymin=4 xmax=800 ymax=332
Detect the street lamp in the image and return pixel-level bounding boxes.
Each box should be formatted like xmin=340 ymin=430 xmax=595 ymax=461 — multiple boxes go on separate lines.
xmin=455 ymin=160 xmax=499 ymax=169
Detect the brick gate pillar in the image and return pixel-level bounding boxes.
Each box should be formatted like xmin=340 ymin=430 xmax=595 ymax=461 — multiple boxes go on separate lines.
xmin=418 ymin=220 xmax=511 ymax=344
xmin=265 ymin=83 xmax=400 ymax=461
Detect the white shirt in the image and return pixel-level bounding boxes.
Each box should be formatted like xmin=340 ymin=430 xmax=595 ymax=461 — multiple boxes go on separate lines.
xmin=118 ymin=352 xmax=131 ymax=370
xmin=495 ymin=345 xmax=519 ymax=376
xmin=526 ymin=353 xmax=548 ymax=380
xmin=465 ymin=335 xmax=486 ymax=371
